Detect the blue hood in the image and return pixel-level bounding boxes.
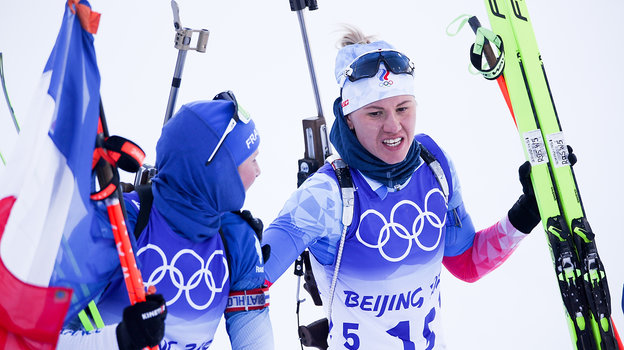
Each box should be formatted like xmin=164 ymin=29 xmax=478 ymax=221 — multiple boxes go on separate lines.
xmin=151 ymin=99 xmax=259 ymax=242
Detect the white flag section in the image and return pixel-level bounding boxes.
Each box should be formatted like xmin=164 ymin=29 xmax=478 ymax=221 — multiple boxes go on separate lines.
xmin=0 ymin=1 xmax=104 ymax=349
xmin=0 ymin=74 xmax=66 ymax=285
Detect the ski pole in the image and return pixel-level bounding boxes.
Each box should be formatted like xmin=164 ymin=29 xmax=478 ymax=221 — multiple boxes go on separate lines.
xmin=0 ymin=52 xmax=18 ymax=166
xmin=466 ymin=15 xmax=597 ymax=349
xmin=288 ymin=0 xmax=331 ymax=187
xmin=93 ymin=102 xmax=157 ymax=350
xmin=163 ymin=0 xmax=209 ymax=125
xmin=0 ymin=53 xmax=19 ymax=133
xmin=470 ymin=12 xmax=622 ymax=349
xmin=467 ymin=16 xmax=515 ymax=125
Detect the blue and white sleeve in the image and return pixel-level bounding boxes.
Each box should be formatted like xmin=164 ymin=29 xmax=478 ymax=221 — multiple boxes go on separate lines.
xmin=263 ymin=172 xmax=343 ymax=282
xmin=221 ymin=212 xmax=274 ymax=349
xmin=225 ymin=308 xmax=273 ymax=350
xmin=442 ymin=152 xmax=478 ymax=257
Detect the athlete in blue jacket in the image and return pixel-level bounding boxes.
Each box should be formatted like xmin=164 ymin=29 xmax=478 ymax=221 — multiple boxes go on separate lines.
xmin=263 ymin=27 xmax=540 ymax=349
xmin=57 ymin=92 xmax=273 ymax=349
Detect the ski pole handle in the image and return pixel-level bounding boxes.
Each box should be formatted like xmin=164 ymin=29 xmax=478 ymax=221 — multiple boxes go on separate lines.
xmin=468 ymin=16 xmax=515 ymax=123
xmin=468 ymin=17 xmax=497 ymax=69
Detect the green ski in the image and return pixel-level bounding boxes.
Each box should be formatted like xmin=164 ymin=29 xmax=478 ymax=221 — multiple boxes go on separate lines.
xmin=478 ymin=1 xmax=620 ymax=349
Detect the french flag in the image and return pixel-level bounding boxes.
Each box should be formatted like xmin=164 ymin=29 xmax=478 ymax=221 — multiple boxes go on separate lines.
xmin=0 ymin=1 xmax=105 ymax=348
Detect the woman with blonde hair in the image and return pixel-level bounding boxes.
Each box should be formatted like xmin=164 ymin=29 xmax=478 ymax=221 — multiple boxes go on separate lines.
xmin=263 ymin=26 xmax=539 ymax=349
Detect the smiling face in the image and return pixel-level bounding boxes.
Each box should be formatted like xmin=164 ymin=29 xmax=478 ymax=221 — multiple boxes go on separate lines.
xmin=345 ymin=95 xmax=416 ymax=164
xmin=237 ymin=149 xmax=261 ymax=191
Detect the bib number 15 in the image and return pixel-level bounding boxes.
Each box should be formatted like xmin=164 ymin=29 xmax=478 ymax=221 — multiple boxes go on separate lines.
xmin=342 ymin=308 xmax=436 ymax=350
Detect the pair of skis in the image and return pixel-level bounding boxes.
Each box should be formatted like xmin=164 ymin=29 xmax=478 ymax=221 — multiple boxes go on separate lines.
xmin=471 ymin=1 xmax=620 ymax=349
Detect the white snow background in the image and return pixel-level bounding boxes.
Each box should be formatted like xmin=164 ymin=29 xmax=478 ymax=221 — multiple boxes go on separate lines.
xmin=1 ymin=1 xmax=623 ymax=349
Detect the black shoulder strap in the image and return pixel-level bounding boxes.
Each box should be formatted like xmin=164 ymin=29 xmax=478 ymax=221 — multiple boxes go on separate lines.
xmin=329 ymin=157 xmax=355 ymax=227
xmin=218 ymin=210 xmax=261 ymax=279
xmin=134 ymin=184 xmax=154 ymax=240
xmin=218 ymin=229 xmax=232 ymax=278
xmin=419 ymin=143 xmax=450 ymax=201
xmin=419 ymin=142 xmax=461 ymax=227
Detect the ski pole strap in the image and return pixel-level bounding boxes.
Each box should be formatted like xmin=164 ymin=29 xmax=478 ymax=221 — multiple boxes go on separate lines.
xmin=90 ymin=159 xmax=120 ymax=201
xmin=445 ymin=14 xmax=472 ymax=37
xmin=101 ymin=135 xmax=145 ymax=173
xmin=90 ymin=135 xmax=145 ymax=201
xmin=470 ymin=27 xmax=505 ymax=80
xmin=225 ymin=287 xmax=270 ymax=313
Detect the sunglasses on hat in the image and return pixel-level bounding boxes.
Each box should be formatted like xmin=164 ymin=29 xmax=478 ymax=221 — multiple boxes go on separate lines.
xmin=339 ymin=49 xmax=415 ymax=86
xmin=205 ymin=90 xmax=251 ymax=165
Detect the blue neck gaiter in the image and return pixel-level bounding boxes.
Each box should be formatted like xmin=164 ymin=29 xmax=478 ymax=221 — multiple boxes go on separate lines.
xmin=329 ymin=98 xmax=421 ymax=188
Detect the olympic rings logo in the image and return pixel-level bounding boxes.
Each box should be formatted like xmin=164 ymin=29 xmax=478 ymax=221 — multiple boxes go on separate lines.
xmin=137 ymin=244 xmax=229 ymax=310
xmin=355 ymin=188 xmax=446 ymax=262
xmin=379 ymin=80 xmax=394 ymax=87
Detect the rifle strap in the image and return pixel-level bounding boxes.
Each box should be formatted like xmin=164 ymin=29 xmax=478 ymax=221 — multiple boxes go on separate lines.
xmin=134 ymin=184 xmax=154 ymax=239
xmin=325 ymin=156 xmax=354 ymax=320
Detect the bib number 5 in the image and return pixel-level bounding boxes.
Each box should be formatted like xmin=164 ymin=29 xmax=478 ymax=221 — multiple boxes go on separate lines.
xmin=343 ymin=323 xmax=360 ymax=350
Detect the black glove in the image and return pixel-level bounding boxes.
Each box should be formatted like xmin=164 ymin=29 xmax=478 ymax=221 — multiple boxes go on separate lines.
xmin=508 ymin=146 xmax=577 ymax=234
xmin=116 ymin=294 xmax=167 ymax=350
xmin=261 ymin=244 xmax=271 ymax=263
xmin=566 ymin=145 xmax=577 ymax=166
xmin=237 ymin=210 xmax=271 ymax=262
xmin=508 ymin=161 xmax=541 ymax=234
xmin=238 ymin=210 xmax=264 ymax=239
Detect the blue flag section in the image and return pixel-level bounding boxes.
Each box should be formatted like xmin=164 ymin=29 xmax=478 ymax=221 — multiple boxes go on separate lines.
xmin=45 ymin=1 xmax=120 ymax=323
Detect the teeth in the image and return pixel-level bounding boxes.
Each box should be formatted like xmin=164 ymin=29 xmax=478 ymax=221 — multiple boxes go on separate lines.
xmin=383 ymin=137 xmax=402 ymax=147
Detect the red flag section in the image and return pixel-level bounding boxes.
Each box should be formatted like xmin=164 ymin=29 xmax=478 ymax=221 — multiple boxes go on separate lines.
xmin=67 ymin=0 xmax=100 ymax=34
xmin=0 ymin=196 xmax=72 ymax=350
